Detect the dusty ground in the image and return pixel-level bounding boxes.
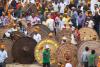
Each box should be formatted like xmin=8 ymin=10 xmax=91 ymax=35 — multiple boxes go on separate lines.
xmin=6 ymin=64 xmax=57 ymax=67
xmin=6 ymin=64 xmax=41 ymax=67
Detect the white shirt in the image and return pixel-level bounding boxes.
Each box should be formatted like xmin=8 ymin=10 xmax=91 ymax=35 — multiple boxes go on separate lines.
xmin=59 ymin=2 xmax=66 ymax=13
xmin=65 ymin=63 xmax=72 ymax=67
xmin=52 ymin=3 xmax=59 ymax=12
xmin=8 ymin=0 xmax=12 ymax=7
xmin=81 ymin=51 xmax=89 ymax=62
xmin=46 ymin=18 xmax=54 ymax=31
xmin=71 ymin=26 xmax=75 ymax=31
xmin=11 ymin=28 xmax=18 ymax=32
xmin=59 ymin=20 xmax=64 ymax=30
xmin=26 ymin=15 xmax=33 ymax=21
xmin=87 ymin=20 xmax=94 ymax=28
xmin=0 ymin=50 xmax=8 ymax=63
xmin=90 ymin=0 xmax=98 ymax=15
xmin=64 ymin=0 xmax=70 ymax=5
xmin=5 ymin=32 xmax=10 ymax=37
xmin=47 ymin=0 xmax=51 ymax=2
xmin=15 ymin=0 xmax=19 ymax=3
xmin=24 ymin=30 xmax=28 ymax=36
xmin=32 ymin=17 xmax=41 ymax=25
xmin=30 ymin=0 xmax=35 ymax=4
xmin=71 ymin=34 xmax=77 ymax=45
xmin=5 ymin=28 xmax=17 ymax=37
xmin=33 ymin=33 xmax=41 ymax=43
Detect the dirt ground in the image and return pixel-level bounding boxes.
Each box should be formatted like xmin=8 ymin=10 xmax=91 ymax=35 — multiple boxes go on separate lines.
xmin=6 ymin=64 xmax=57 ymax=67
xmin=6 ymin=64 xmax=41 ymax=67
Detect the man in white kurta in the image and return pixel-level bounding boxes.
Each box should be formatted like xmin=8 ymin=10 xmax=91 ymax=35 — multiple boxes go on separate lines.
xmin=90 ymin=0 xmax=98 ymax=15
xmin=46 ymin=15 xmax=55 ymax=31
xmin=0 ymin=50 xmax=8 ymax=63
xmin=33 ymin=33 xmax=41 ymax=43
xmin=0 ymin=45 xmax=8 ymax=67
xmin=52 ymin=2 xmax=59 ymax=12
xmin=59 ymin=2 xmax=66 ymax=14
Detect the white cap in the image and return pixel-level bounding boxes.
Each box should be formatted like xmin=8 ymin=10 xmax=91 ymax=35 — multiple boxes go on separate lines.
xmin=71 ymin=7 xmax=76 ymax=10
xmin=45 ymin=45 xmax=49 ymax=49
xmin=62 ymin=36 xmax=67 ymax=40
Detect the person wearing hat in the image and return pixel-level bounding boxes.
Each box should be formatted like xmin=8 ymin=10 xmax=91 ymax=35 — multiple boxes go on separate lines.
xmin=43 ymin=45 xmax=50 ymax=67
xmin=0 ymin=45 xmax=8 ymax=67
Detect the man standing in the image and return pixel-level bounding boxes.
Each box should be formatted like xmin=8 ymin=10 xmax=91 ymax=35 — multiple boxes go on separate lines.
xmin=93 ymin=12 xmax=100 ymax=37
xmin=46 ymin=15 xmax=55 ymax=31
xmin=59 ymin=1 xmax=66 ymax=14
xmin=0 ymin=45 xmax=8 ymax=67
xmin=90 ymin=0 xmax=98 ymax=15
xmin=71 ymin=7 xmax=78 ymax=27
xmin=77 ymin=12 xmax=84 ymax=29
xmin=52 ymin=1 xmax=59 ymax=12
xmin=81 ymin=47 xmax=89 ymax=67
xmin=43 ymin=45 xmax=50 ymax=67
xmin=88 ymin=50 xmax=96 ymax=67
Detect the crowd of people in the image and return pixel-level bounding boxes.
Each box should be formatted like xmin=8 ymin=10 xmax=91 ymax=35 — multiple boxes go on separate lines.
xmin=0 ymin=0 xmax=100 ymax=33
xmin=0 ymin=0 xmax=100 ymax=67
xmin=0 ymin=0 xmax=100 ymax=43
